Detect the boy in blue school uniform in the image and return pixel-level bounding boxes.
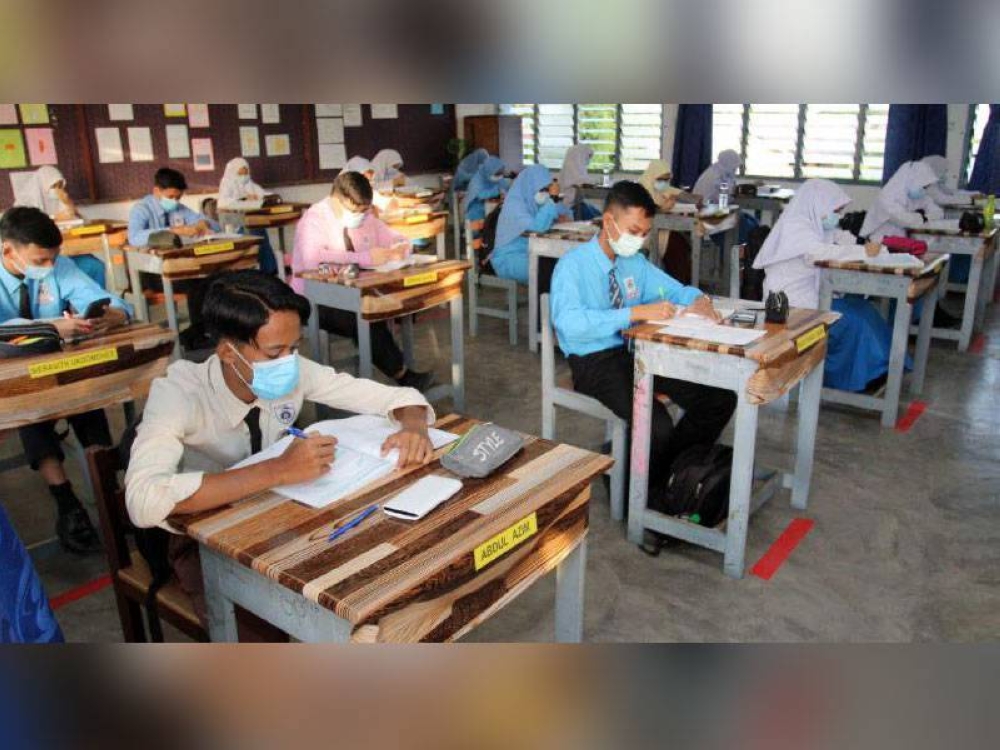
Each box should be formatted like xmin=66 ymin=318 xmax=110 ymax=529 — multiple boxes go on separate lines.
xmin=0 ymin=207 xmax=133 ymax=553
xmin=550 ymin=181 xmax=736 ymax=493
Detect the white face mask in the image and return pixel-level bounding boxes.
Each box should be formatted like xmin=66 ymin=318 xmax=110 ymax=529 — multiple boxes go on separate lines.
xmin=237 ymin=173 xmax=251 ymax=185
xmin=609 ymin=216 xmax=645 ymax=257
xmin=342 ymin=209 xmax=365 ymax=228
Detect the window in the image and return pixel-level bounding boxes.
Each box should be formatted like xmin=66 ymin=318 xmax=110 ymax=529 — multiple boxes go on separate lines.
xmin=712 ymin=104 xmax=889 ymax=182
xmin=964 ymin=104 xmax=991 ymax=185
xmin=499 ymin=104 xmax=663 ymax=172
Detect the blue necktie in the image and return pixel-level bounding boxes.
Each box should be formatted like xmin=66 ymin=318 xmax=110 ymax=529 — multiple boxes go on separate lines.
xmin=609 ymin=268 xmax=624 ymax=309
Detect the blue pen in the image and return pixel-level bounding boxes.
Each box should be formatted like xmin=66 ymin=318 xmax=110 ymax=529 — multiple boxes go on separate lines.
xmin=328 ymin=504 xmax=379 ymax=542
xmin=285 ymin=427 xmax=309 ymax=440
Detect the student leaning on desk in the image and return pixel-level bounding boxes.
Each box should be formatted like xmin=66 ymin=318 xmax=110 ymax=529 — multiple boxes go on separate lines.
xmin=124 ymin=269 xmax=435 ymax=624
xmin=0 ymin=206 xmax=133 ymax=554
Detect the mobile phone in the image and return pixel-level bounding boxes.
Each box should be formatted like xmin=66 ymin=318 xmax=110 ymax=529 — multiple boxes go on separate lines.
xmin=82 ymin=298 xmax=111 ymax=319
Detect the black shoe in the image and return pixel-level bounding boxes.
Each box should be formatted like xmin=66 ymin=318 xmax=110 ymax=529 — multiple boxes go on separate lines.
xmin=57 ymin=507 xmax=103 ymax=555
xmin=932 ymin=306 xmax=962 ymax=329
xmin=396 ymin=369 xmax=436 ymax=392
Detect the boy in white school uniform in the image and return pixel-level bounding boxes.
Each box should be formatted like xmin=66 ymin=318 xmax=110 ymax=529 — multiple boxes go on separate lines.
xmin=125 ymin=270 xmax=435 ymax=623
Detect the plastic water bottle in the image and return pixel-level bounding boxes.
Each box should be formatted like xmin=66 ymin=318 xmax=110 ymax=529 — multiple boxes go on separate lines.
xmin=602 ymin=166 xmax=612 ymax=188
xmin=718 ymin=182 xmax=730 ymax=211
xmin=984 ymin=194 xmax=995 ymax=229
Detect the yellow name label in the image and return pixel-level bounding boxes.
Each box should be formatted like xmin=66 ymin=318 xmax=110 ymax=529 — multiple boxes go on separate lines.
xmin=29 ymin=347 xmax=119 ymax=379
xmin=404 ymin=214 xmax=430 ymax=224
xmin=268 ymin=205 xmax=294 ymax=214
xmin=70 ymin=224 xmax=107 ymax=237
xmin=473 ymin=513 xmax=538 ymax=571
xmin=403 ymin=271 xmax=438 ymax=288
xmin=193 ymin=241 xmax=236 ymax=256
xmin=795 ymin=325 xmax=826 ymax=353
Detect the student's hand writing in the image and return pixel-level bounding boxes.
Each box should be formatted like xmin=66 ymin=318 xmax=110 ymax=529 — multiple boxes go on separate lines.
xmin=89 ymin=306 xmax=128 ymax=333
xmin=275 ymin=433 xmax=337 ymax=485
xmin=864 ymin=241 xmax=882 ymax=257
xmin=630 ymin=301 xmax=676 ymax=322
xmin=53 ymin=314 xmax=93 ymax=341
xmin=194 ymin=220 xmax=212 ymax=236
xmin=685 ymin=295 xmax=722 ymax=322
xmin=381 ymin=427 xmax=434 ymax=468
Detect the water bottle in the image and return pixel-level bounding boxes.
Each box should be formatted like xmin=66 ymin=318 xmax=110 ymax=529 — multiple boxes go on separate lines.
xmin=602 ymin=166 xmax=612 ymax=188
xmin=718 ymin=182 xmax=730 ymax=211
xmin=984 ymin=194 xmax=995 ymax=229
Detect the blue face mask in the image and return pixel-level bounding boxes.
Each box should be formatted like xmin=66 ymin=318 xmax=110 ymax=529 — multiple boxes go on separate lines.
xmin=159 ymin=197 xmax=179 ymax=212
xmin=535 ymin=191 xmax=551 ymax=206
xmin=907 ymin=187 xmax=925 ymax=201
xmin=13 ymin=250 xmax=54 ymax=281
xmin=821 ymin=213 xmax=841 ymax=231
xmin=230 ymin=343 xmax=300 ymax=401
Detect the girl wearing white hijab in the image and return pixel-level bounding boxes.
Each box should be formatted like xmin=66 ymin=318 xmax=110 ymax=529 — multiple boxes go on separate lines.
xmin=753 ymin=179 xmax=897 ymax=392
xmin=692 ymin=149 xmax=741 ymax=204
xmin=343 ymin=156 xmax=374 ymax=180
xmin=860 ymin=161 xmax=943 ymax=242
xmin=370 ymin=149 xmax=406 ymax=190
xmin=558 ymin=144 xmax=599 ymax=219
xmin=217 ymin=157 xmax=265 ymax=209
xmin=14 ymin=166 xmax=105 ymax=286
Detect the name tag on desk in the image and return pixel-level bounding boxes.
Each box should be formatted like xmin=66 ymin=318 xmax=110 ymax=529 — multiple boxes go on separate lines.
xmin=403 ymin=271 xmax=438 ymax=288
xmin=473 ymin=512 xmax=538 ymax=571
xmin=193 ymin=241 xmax=236 ymax=256
xmin=70 ymin=224 xmax=107 ymax=237
xmin=28 ymin=347 xmax=119 ymax=378
xmin=795 ymin=325 xmax=826 ymax=353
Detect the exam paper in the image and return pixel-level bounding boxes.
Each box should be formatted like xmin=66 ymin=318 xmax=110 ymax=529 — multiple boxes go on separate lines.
xmin=657 ymin=317 xmax=766 ymax=346
xmin=922 ymin=219 xmax=961 ymax=233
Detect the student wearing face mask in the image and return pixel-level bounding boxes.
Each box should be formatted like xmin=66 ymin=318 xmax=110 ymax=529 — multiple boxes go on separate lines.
xmin=491 ymin=164 xmax=572 ymax=283
xmin=860 ymin=160 xmax=943 ymax=242
xmin=14 ymin=165 xmax=106 ymax=287
xmin=453 ymin=148 xmax=489 ymax=193
xmin=125 ymin=269 xmax=434 ymax=624
xmin=0 ymin=207 xmax=133 ymax=554
xmin=692 ymin=149 xmax=741 ymax=205
xmin=549 ymin=181 xmax=736 ymax=491
xmin=559 ymin=144 xmax=602 ymax=220
xmin=370 ymin=149 xmax=407 ymax=191
xmin=462 ymin=156 xmax=508 ymax=222
xmin=753 ymin=179 xmax=899 ymax=392
xmin=216 ymin=158 xmax=278 ymax=275
xmin=291 ymin=171 xmax=434 ymax=391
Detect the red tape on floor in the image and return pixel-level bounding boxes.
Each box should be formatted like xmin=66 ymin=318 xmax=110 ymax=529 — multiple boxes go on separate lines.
xmin=895 ymin=400 xmax=928 ymax=433
xmin=750 ymin=518 xmax=814 ymax=581
xmin=49 ymin=574 xmax=112 ymax=611
xmin=970 ymin=334 xmax=987 ymax=354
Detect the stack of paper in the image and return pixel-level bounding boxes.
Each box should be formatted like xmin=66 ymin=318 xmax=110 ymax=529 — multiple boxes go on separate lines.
xmin=866 ymin=253 xmax=925 ymax=269
xmin=657 ymin=316 xmax=767 ymax=346
xmin=229 ymin=415 xmax=459 ymax=508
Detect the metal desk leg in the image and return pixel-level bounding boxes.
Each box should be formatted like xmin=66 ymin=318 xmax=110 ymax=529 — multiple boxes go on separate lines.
xmin=724 ymin=394 xmax=758 ymax=579
xmin=452 ymin=201 xmax=462 ymax=262
xmin=791 ymin=359 xmax=824 ymax=510
xmin=436 ymin=232 xmax=446 ymax=261
xmin=100 ymin=234 xmax=116 ymax=293
xmin=162 ymin=276 xmax=181 ymax=360
xmin=128 ymin=262 xmax=149 ymax=323
xmin=554 ymin=536 xmax=587 ymax=642
xmin=357 ymin=313 xmax=374 ymax=379
xmin=400 ymin=315 xmax=416 ymax=370
xmin=450 ymin=295 xmax=465 ymax=411
xmin=627 ymin=365 xmax=654 ymax=545
xmin=911 ymin=282 xmax=938 ymax=395
xmin=201 ymin=544 xmax=239 ymax=642
xmin=691 ymin=230 xmax=703 ymax=289
xmin=882 ymin=292 xmax=911 ymax=428
xmin=308 ymin=300 xmax=323 ymax=364
xmin=528 ymin=250 xmax=539 ymax=353
xmin=959 ymin=255 xmax=983 ymax=352
xmin=274 ymin=227 xmax=287 ymax=282
xmin=721 ymin=225 xmax=737 ymax=293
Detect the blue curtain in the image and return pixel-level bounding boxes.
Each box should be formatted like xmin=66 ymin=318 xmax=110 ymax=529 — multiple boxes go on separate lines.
xmin=968 ymin=104 xmax=1000 ymax=194
xmin=881 ymin=104 xmax=949 ymax=183
xmin=0 ymin=504 xmax=63 ymax=644
xmin=671 ymin=104 xmax=713 ymax=190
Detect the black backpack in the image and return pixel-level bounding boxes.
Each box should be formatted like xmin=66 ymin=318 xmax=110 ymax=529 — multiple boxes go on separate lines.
xmin=479 ymin=203 xmax=503 ymax=273
xmin=658 ymin=443 xmax=733 ymax=526
xmin=839 ymin=210 xmax=867 ymax=242
xmin=740 ymin=225 xmax=770 ymax=301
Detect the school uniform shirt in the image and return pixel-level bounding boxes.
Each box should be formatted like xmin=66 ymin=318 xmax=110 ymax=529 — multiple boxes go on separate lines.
xmin=0 ymin=255 xmax=132 ymax=324
xmin=290 ymin=198 xmax=409 ymax=293
xmin=549 ymin=236 xmax=704 ymax=357
xmin=217 ymin=158 xmax=266 ymax=210
xmin=124 ymin=354 xmax=434 ymax=531
xmin=860 ymin=161 xmax=944 ymax=242
xmin=127 ymin=194 xmax=216 ymax=247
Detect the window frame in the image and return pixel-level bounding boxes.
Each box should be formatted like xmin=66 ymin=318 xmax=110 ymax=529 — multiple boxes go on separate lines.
xmin=960 ymin=103 xmax=991 ymax=188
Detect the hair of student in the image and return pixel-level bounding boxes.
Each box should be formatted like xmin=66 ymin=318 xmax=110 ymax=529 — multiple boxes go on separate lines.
xmin=201 ymin=197 xmax=217 ymax=213
xmin=331 ymin=170 xmax=374 ymax=206
xmin=0 ymin=206 xmax=63 ymax=250
xmin=202 ymin=270 xmax=311 ymax=344
xmin=603 ymin=180 xmax=658 ymax=217
xmin=154 ymin=167 xmax=188 ymax=191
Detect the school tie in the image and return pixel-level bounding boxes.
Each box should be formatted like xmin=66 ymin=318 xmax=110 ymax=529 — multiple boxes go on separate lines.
xmin=343 ymin=227 xmax=356 ymax=254
xmin=243 ymin=406 xmax=263 ymax=454
xmin=608 ymin=268 xmax=624 ymax=310
xmin=18 ymin=282 xmax=32 ymax=320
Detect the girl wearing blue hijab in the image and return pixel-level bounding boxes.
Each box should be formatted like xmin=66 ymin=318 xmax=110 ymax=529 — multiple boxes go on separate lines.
xmin=491 ymin=164 xmax=572 ymax=282
xmin=453 ymin=148 xmax=489 ymax=192
xmin=463 ymin=156 xmax=507 ymax=222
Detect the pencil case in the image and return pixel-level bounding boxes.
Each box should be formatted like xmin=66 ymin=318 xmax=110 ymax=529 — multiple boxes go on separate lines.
xmin=440 ymin=423 xmax=524 ymax=479
xmin=0 ymin=323 xmax=62 ymax=358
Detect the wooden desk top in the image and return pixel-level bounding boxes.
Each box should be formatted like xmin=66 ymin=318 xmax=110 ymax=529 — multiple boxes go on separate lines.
xmin=624 ymin=307 xmax=840 ymax=366
xmin=60 ymin=220 xmax=128 ymax=257
xmin=908 ymin=224 xmax=997 ymax=241
xmin=126 ymin=236 xmax=261 ymax=279
xmin=174 ymin=414 xmax=612 ymax=642
xmin=384 ymin=212 xmax=448 ymax=241
xmin=300 ymin=260 xmax=470 ymax=320
xmin=813 ymin=253 xmax=949 ymax=279
xmin=236 ymin=202 xmax=310 ymax=228
xmin=527 ymin=222 xmax=600 ymax=244
xmin=0 ymin=323 xmax=175 ymax=430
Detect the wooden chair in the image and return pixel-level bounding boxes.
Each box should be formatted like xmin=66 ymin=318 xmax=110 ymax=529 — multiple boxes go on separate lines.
xmin=85 ymin=445 xmax=207 ymax=643
xmin=466 ymin=219 xmax=520 ymax=346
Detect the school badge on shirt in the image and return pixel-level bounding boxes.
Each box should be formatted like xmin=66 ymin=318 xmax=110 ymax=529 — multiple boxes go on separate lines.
xmin=273 ymin=402 xmax=297 ymax=425
xmin=37 ymin=280 xmax=55 ymax=307
xmin=624 ymin=276 xmax=639 ymax=300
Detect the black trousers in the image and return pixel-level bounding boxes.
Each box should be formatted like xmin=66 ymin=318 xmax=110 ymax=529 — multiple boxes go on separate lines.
xmin=19 ymin=410 xmax=112 ymax=473
xmin=568 ymin=347 xmax=737 ymax=488
xmin=318 ymin=306 xmax=405 ymax=378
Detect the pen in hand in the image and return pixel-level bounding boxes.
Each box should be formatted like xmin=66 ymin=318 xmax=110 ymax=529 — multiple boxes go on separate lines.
xmin=285 ymin=427 xmax=309 ymax=440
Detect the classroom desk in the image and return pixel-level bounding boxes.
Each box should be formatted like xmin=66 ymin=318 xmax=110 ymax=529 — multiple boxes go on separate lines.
xmin=814 ymin=254 xmax=948 ymax=427
xmin=384 ymin=212 xmax=449 ymax=260
xmin=219 ymin=202 xmax=310 ymax=283
xmin=0 ymin=324 xmax=175 ymax=431
xmin=576 ymin=184 xmax=611 ymax=203
xmin=526 ymin=223 xmax=600 ymax=354
xmin=624 ymin=304 xmax=840 ymax=578
xmin=736 ymin=188 xmax=794 ymax=224
xmin=124 ymin=236 xmax=260 ymax=359
xmin=174 ymin=414 xmax=611 ymax=642
xmin=301 ymin=259 xmax=470 ymax=411
xmin=59 ymin=220 xmax=129 ymax=293
xmin=907 ymin=225 xmax=998 ymax=351
xmin=652 ymin=206 xmax=740 ymax=291
xmin=936 ymin=194 xmax=985 ymax=220
xmin=387 ymin=188 xmax=447 ymax=211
